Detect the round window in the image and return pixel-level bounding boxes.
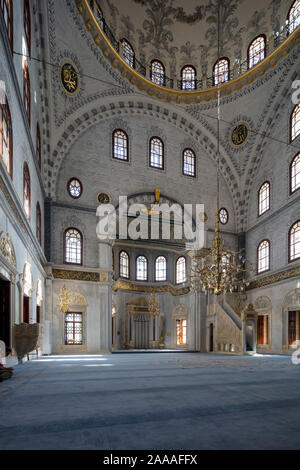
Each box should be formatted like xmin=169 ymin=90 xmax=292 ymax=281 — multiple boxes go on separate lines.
xmin=219 ymin=208 xmax=228 ymax=225
xmin=67 ymin=178 xmax=82 ymax=199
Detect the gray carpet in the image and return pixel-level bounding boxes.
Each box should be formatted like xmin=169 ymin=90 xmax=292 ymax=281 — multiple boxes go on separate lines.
xmin=0 ymin=352 xmax=300 ymax=450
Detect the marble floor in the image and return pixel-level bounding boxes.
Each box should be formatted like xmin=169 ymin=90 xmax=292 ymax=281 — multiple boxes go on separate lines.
xmin=0 ymin=352 xmax=300 ymax=450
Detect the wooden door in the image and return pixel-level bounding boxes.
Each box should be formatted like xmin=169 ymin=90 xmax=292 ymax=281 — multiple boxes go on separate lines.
xmin=0 ymin=280 xmax=11 ymax=347
xmin=288 ymin=311 xmax=297 ymax=345
xmin=23 ymin=296 xmax=30 ymax=323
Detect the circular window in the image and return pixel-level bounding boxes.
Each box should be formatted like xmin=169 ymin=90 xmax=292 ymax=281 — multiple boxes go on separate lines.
xmin=67 ymin=178 xmax=82 ymax=199
xmin=219 ymin=208 xmax=228 ymax=225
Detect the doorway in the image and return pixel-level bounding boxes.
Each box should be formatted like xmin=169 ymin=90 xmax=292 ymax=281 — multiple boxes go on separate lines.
xmin=209 ymin=323 xmax=214 ymax=352
xmin=134 ymin=314 xmax=149 ymax=349
xmin=23 ymin=296 xmax=30 ymax=323
xmin=0 ymin=280 xmax=11 ymax=347
xmin=288 ymin=311 xmax=299 ymax=345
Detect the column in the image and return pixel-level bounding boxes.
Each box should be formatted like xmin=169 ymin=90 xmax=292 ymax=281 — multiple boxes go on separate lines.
xmin=98 ymin=240 xmax=113 ymax=354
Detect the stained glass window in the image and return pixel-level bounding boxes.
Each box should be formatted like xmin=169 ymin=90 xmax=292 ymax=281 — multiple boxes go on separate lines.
xmin=289 ymin=221 xmax=300 ymax=261
xmin=257 ymin=240 xmax=270 ymax=273
xmin=183 ymin=148 xmax=196 ymax=177
xmin=113 ymin=129 xmax=128 ymax=161
xmin=136 ymin=256 xmax=147 ymax=281
xmin=248 ymin=35 xmax=266 ymax=69
xmin=64 ymin=313 xmax=83 ymax=345
xmin=258 ymin=181 xmax=270 ymax=216
xmin=176 ymin=257 xmax=186 ymax=284
xmin=155 ymin=256 xmax=167 ymax=281
xmin=149 ymin=137 xmax=164 ymax=169
xmin=64 ymin=228 xmax=82 ymax=265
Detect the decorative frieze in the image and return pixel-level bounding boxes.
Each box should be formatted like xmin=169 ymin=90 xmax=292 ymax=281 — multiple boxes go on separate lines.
xmin=247 ymin=265 xmax=300 ymax=290
xmin=113 ymin=279 xmax=190 ymax=296
xmin=52 ymin=268 xmax=100 ymax=282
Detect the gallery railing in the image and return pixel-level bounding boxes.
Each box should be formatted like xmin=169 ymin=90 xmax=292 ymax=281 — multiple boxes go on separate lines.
xmin=89 ymin=0 xmax=300 ymax=93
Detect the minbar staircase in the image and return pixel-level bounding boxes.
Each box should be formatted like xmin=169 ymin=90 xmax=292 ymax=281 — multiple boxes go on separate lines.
xmin=214 ymin=299 xmax=243 ymax=354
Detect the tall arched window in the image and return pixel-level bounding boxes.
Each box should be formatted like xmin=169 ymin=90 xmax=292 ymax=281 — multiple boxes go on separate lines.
xmin=0 ymin=0 xmax=13 ymax=51
xmin=64 ymin=228 xmax=83 ymax=265
xmin=290 ymin=153 xmax=300 ymax=194
xmin=182 ymin=148 xmax=196 ymax=177
xmin=257 ymin=240 xmax=270 ymax=274
xmin=176 ymin=257 xmax=186 ymax=284
xmin=113 ymin=129 xmax=128 ymax=161
xmin=248 ymin=35 xmax=266 ymax=69
xmin=258 ymin=181 xmax=270 ymax=216
xmin=289 ymin=220 xmax=300 ymax=262
xmin=181 ymin=65 xmax=196 ymax=91
xmin=0 ymin=99 xmax=13 ymax=177
xmin=36 ymin=202 xmax=41 ymax=245
xmin=151 ymin=60 xmax=165 ymax=86
xmin=23 ymin=61 xmax=31 ymax=126
xmin=23 ymin=162 xmax=31 ymax=220
xmin=119 ymin=251 xmax=129 ymax=279
xmin=290 ymin=104 xmax=300 ymax=142
xmin=155 ymin=256 xmax=167 ymax=281
xmin=36 ymin=123 xmax=41 ymax=169
xmin=149 ymin=137 xmax=164 ymax=169
xmin=288 ymin=0 xmax=300 ymax=34
xmin=136 ymin=255 xmax=148 ymax=281
xmin=24 ymin=0 xmax=31 ymax=56
xmin=121 ymin=39 xmax=135 ymax=68
xmin=213 ymin=57 xmax=230 ymax=86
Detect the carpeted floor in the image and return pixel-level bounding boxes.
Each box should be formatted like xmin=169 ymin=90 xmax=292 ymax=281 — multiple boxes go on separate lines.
xmin=0 ymin=352 xmax=300 ymax=450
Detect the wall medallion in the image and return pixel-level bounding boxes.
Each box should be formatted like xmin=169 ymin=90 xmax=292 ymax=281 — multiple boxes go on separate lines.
xmin=97 ymin=192 xmax=111 ymax=205
xmin=60 ymin=62 xmax=79 ymax=95
xmin=231 ymin=123 xmax=249 ymax=147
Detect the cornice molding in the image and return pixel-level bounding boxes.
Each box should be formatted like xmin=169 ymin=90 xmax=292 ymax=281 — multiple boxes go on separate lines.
xmin=77 ymin=0 xmax=300 ymax=105
xmin=247 ymin=264 xmax=300 ymax=290
xmin=112 ymin=279 xmax=190 ymax=296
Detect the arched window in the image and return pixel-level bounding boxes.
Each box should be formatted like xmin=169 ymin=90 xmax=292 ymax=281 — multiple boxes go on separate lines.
xmin=248 ymin=35 xmax=266 ymax=69
xmin=113 ymin=129 xmax=128 ymax=161
xmin=288 ymin=0 xmax=300 ymax=34
xmin=120 ymin=251 xmax=129 ymax=279
xmin=36 ymin=202 xmax=41 ymax=245
xmin=64 ymin=228 xmax=83 ymax=265
xmin=136 ymin=255 xmax=147 ymax=281
xmin=149 ymin=136 xmax=164 ymax=169
xmin=151 ymin=60 xmax=165 ymax=86
xmin=121 ymin=39 xmax=135 ymax=68
xmin=0 ymin=99 xmax=13 ymax=177
xmin=213 ymin=57 xmax=230 ymax=86
xmin=155 ymin=256 xmax=167 ymax=281
xmin=289 ymin=220 xmax=300 ymax=262
xmin=258 ymin=181 xmax=270 ymax=216
xmin=182 ymin=148 xmax=196 ymax=177
xmin=23 ymin=61 xmax=31 ymax=126
xmin=24 ymin=0 xmax=31 ymax=56
xmin=257 ymin=240 xmax=270 ymax=274
xmin=290 ymin=153 xmax=300 ymax=194
xmin=23 ymin=163 xmax=31 ymax=220
xmin=290 ymin=104 xmax=300 ymax=142
xmin=176 ymin=257 xmax=186 ymax=284
xmin=0 ymin=0 xmax=13 ymax=51
xmin=36 ymin=123 xmax=41 ymax=169
xmin=181 ymin=65 xmax=196 ymax=91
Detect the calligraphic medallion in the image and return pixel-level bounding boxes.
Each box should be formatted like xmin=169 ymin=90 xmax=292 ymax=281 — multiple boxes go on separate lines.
xmin=97 ymin=192 xmax=111 ymax=205
xmin=231 ymin=123 xmax=249 ymax=147
xmin=60 ymin=62 xmax=79 ymax=95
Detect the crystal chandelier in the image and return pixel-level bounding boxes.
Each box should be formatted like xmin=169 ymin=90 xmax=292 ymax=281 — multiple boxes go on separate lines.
xmin=190 ymin=1 xmax=251 ymax=296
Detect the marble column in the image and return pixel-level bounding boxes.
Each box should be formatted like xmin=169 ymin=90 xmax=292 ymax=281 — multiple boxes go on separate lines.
xmin=98 ymin=240 xmax=113 ymax=354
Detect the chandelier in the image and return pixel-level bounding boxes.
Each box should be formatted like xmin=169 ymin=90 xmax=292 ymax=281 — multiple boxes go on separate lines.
xmin=190 ymin=2 xmax=251 ymax=296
